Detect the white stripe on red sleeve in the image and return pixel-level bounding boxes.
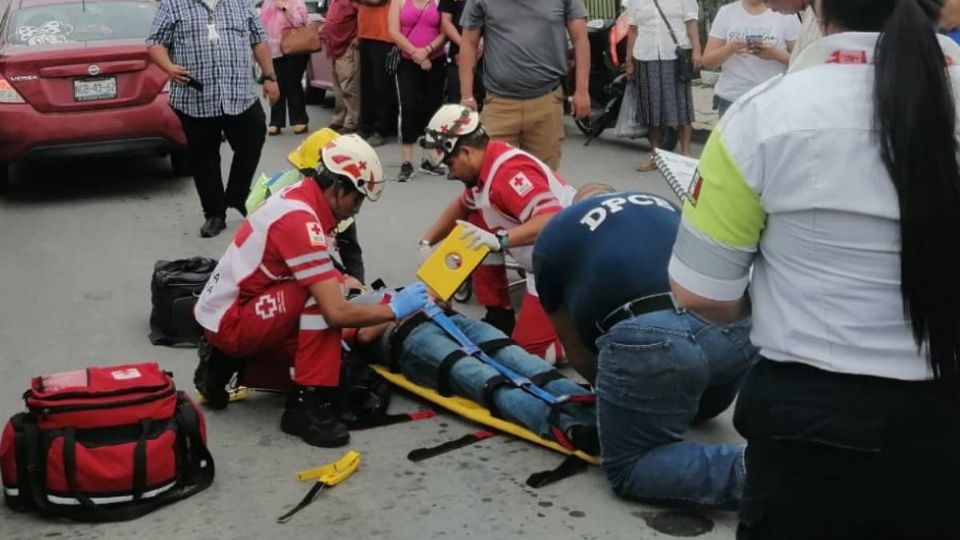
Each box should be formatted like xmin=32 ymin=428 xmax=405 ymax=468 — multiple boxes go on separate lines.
xmin=518 ymin=193 xmax=562 ymax=222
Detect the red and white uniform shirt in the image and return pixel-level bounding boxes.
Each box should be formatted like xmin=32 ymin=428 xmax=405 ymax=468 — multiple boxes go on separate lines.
xmin=459 ymin=141 xmax=576 ymax=275
xmin=196 ymin=179 xmax=342 ymax=333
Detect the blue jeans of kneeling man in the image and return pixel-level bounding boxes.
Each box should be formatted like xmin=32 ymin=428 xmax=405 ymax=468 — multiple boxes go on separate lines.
xmin=596 ymin=308 xmax=756 ymax=510
xmin=399 ymin=314 xmax=595 ymax=439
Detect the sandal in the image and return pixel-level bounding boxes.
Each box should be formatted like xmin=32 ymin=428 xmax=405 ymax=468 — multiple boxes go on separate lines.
xmin=268 ymin=126 xmax=281 ymax=136
xmin=635 ymin=158 xmax=657 ymax=172
xmin=292 ymin=124 xmax=309 ymax=135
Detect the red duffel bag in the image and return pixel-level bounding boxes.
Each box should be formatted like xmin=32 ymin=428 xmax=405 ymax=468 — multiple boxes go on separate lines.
xmin=0 ymin=362 xmax=214 ymax=521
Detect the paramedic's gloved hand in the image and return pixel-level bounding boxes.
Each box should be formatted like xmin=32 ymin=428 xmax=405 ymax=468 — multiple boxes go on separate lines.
xmin=389 ymin=281 xmax=430 ymax=319
xmin=456 ymin=220 xmax=501 ymax=252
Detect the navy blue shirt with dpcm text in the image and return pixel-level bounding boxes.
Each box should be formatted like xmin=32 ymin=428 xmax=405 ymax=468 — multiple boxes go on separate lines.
xmin=533 ymin=192 xmax=681 ymax=353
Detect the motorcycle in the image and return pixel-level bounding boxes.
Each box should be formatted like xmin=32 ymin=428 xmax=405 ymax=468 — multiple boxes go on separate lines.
xmin=569 ymin=15 xmax=679 ymax=150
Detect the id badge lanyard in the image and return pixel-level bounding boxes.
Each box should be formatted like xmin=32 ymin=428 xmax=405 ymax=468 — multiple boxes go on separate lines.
xmin=207 ymin=23 xmax=221 ymax=44
xmin=206 ymin=2 xmax=221 ymax=45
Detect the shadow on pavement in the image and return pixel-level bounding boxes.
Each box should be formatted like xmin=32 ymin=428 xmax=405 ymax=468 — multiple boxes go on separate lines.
xmin=2 ymin=154 xmax=192 ymax=204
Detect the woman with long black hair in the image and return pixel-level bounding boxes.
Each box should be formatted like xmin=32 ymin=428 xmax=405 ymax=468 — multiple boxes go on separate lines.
xmin=667 ymin=0 xmax=960 ymax=537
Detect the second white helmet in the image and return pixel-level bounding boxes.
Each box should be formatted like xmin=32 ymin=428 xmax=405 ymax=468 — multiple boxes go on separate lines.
xmin=419 ymin=104 xmax=483 ymax=167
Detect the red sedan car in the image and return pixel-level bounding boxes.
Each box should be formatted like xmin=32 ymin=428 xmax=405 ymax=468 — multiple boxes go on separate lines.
xmin=0 ymin=0 xmax=188 ymax=186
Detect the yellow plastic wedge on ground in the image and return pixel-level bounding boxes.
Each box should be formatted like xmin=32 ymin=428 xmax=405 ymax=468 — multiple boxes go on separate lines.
xmin=417 ymin=224 xmax=491 ymax=301
xmin=371 ymin=365 xmax=600 ymax=465
xmin=296 ymin=450 xmax=362 ymax=483
xmin=196 ymin=386 xmax=250 ymax=404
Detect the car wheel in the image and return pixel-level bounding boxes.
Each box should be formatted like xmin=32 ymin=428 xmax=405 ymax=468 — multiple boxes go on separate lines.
xmin=170 ymin=149 xmax=191 ymax=177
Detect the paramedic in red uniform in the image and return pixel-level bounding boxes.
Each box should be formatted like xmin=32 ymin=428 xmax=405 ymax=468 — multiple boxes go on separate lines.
xmin=194 ymin=134 xmax=430 ymax=448
xmin=418 ymin=104 xmax=575 ymax=364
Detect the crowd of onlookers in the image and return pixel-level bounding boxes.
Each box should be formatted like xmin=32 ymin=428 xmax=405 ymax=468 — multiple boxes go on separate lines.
xmin=146 ymin=0 xmax=812 ymax=236
xmin=259 ymin=0 xmax=817 ymax=176
xmin=251 ymin=0 xmax=593 ymax=183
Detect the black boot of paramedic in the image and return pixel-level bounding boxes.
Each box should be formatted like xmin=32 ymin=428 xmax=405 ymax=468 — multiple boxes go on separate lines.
xmin=281 ymin=387 xmax=350 ymax=448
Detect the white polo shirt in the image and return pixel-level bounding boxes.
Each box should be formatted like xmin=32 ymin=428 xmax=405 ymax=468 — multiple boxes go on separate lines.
xmin=669 ymin=32 xmax=960 ymax=381
xmin=625 ymin=0 xmax=699 ymax=62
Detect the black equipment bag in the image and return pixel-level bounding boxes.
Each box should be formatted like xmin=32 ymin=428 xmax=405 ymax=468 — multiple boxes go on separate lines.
xmin=149 ymin=258 xmax=217 ymax=348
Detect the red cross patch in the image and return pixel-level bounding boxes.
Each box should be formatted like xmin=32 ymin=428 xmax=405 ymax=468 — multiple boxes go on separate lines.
xmin=508 ymin=173 xmax=534 ymax=197
xmin=254 ymin=294 xmax=280 ymax=320
xmin=306 ymin=222 xmax=326 ymax=247
xmin=827 ymin=50 xmax=867 ymax=65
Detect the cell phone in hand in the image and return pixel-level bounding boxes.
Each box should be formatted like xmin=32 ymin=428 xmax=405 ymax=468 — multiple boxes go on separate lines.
xmin=185 ymin=76 xmax=204 ymax=92
xmin=746 ymin=35 xmax=764 ymax=52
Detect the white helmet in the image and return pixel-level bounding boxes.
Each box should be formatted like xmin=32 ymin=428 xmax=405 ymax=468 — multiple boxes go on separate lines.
xmin=319 ymin=134 xmax=386 ymax=201
xmin=419 ymin=104 xmax=484 ymax=167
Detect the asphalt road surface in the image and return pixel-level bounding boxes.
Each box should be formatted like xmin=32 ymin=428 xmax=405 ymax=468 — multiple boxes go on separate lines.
xmin=0 ymin=95 xmax=741 ymax=539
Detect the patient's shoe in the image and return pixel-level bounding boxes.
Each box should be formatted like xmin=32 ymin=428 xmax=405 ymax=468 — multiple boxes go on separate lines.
xmin=482 ymin=306 xmax=516 ymax=336
xmin=568 ymin=424 xmax=601 ymax=455
xmin=281 ymin=387 xmax=350 ymax=448
xmin=194 ymin=340 xmax=244 ymax=410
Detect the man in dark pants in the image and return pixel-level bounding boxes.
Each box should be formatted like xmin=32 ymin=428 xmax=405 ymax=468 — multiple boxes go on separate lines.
xmin=147 ymin=0 xmax=280 ymax=238
xmin=354 ymin=0 xmax=396 ymax=147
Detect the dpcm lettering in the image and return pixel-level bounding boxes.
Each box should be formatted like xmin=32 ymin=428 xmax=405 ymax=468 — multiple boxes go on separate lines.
xmin=580 ymin=194 xmax=676 ymax=231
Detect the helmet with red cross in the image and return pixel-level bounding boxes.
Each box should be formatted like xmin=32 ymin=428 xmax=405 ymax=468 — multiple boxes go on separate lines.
xmin=319 ymin=134 xmax=386 ymax=202
xmin=419 ymin=104 xmax=484 ymax=167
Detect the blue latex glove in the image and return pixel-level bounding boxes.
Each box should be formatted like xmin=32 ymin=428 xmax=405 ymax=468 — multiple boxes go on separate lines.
xmin=388 ymin=281 xmax=430 ymax=319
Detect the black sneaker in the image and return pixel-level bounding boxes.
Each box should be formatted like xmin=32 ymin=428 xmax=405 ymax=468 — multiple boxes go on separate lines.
xmin=482 ymin=307 xmax=516 ymax=336
xmin=419 ymin=160 xmax=447 ymax=176
xmin=281 ymin=387 xmax=350 ymax=448
xmin=397 ymin=162 xmax=414 ymax=183
xmin=194 ymin=340 xmax=244 ymax=410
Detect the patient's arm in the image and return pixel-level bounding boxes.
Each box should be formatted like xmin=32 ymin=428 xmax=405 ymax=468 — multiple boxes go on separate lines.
xmin=350 ymin=289 xmax=437 ymax=347
xmin=355 ymin=322 xmax=396 ymax=346
xmin=546 ymin=307 xmax=597 ymax=385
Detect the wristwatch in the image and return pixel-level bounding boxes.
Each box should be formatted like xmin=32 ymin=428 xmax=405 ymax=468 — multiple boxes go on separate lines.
xmin=258 ymin=73 xmax=278 ymax=84
xmin=495 ymin=230 xmax=509 ymax=252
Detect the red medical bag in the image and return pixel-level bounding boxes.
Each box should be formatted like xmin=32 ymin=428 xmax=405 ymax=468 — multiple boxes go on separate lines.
xmin=0 ymin=362 xmax=214 ymax=521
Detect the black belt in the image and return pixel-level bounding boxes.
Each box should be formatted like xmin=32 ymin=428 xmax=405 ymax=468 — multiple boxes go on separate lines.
xmin=596 ymin=293 xmax=678 ymax=333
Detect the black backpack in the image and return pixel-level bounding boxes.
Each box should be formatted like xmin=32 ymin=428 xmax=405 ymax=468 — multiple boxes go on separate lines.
xmin=148 ymin=258 xmax=217 ymax=348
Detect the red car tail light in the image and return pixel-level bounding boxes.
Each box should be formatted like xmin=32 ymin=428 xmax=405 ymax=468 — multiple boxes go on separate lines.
xmin=0 ymin=77 xmax=26 ymax=103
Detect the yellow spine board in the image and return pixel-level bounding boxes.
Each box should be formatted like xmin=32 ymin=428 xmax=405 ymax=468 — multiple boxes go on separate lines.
xmin=371 ymin=365 xmax=600 ymax=465
xmin=416 ymin=224 xmax=491 ymax=301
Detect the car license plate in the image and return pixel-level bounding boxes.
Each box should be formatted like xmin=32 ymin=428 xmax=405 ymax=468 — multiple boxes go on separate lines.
xmin=74 ymin=77 xmax=117 ymax=101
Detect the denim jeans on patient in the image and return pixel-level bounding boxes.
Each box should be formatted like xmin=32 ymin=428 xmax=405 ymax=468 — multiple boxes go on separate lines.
xmin=596 ymin=308 xmax=757 ymax=511
xmin=399 ymin=314 xmax=595 ymax=438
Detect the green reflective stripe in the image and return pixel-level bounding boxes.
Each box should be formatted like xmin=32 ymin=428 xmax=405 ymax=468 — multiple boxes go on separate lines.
xmin=245 ymin=170 xmax=305 ymax=215
xmin=683 ymin=127 xmax=766 ymax=248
